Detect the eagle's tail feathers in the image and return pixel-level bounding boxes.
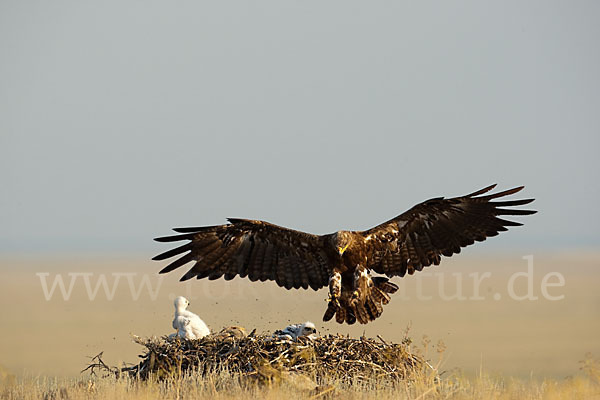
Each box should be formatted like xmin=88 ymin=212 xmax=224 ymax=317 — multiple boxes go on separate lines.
xmin=370 ymin=287 xmax=391 ymax=305
xmin=372 ymin=277 xmax=399 ymax=294
xmin=322 ymin=302 xmax=336 ymax=322
xmin=365 ymin=294 xmax=383 ymax=319
xmin=370 ymin=277 xmax=398 ymax=306
xmin=353 ymin=301 xmax=370 ymax=324
xmin=346 ymin=310 xmax=356 ymax=325
xmin=335 ymin=306 xmax=346 ymax=324
xmin=324 ymin=277 xmax=398 ymax=325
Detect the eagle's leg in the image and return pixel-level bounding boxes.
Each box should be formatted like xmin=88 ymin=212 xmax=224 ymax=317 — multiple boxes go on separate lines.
xmin=323 ymin=270 xmax=342 ymax=322
xmin=350 ymin=265 xmax=373 ymax=323
xmin=351 ymin=265 xmax=370 ymax=300
xmin=327 ymin=270 xmax=342 ymax=308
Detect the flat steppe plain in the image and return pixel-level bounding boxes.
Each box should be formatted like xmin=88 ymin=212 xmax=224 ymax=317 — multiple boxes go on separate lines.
xmin=1 ymin=251 xmax=598 ymax=379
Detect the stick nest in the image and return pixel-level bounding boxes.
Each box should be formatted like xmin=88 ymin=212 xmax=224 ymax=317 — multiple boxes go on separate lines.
xmin=85 ymin=328 xmax=426 ymax=385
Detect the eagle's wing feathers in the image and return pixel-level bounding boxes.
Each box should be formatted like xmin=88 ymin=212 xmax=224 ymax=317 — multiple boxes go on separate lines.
xmin=361 ymin=185 xmax=536 ymax=277
xmin=154 ymin=218 xmax=331 ymax=290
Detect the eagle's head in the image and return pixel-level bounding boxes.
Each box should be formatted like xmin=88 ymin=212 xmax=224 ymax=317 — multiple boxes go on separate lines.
xmin=332 ymin=231 xmax=354 ymax=256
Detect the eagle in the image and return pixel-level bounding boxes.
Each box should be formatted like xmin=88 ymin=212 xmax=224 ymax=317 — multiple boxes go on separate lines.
xmin=153 ymin=185 xmax=535 ymax=325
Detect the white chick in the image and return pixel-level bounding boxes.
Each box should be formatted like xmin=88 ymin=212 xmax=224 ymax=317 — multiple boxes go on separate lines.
xmin=169 ymin=296 xmax=210 ymax=340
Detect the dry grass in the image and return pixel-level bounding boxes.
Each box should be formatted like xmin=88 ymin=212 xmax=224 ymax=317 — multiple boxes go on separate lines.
xmin=2 ymin=328 xmax=599 ymax=399
xmin=2 ymin=353 xmax=599 ymax=400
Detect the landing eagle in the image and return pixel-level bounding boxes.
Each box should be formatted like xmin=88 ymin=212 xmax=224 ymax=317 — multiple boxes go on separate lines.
xmin=154 ymin=185 xmax=535 ymax=325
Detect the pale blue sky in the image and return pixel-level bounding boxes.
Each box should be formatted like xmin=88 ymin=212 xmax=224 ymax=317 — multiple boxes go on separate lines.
xmin=1 ymin=1 xmax=598 ymax=253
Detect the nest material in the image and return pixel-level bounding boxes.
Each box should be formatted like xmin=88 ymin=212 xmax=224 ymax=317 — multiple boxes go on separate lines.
xmin=98 ymin=328 xmax=425 ymax=385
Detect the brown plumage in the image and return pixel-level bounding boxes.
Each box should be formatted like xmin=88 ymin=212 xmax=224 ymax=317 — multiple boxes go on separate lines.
xmin=154 ymin=184 xmax=536 ymax=325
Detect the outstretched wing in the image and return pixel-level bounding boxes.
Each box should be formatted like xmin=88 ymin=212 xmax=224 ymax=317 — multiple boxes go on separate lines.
xmin=361 ymin=185 xmax=536 ymax=277
xmin=153 ymin=218 xmax=332 ymax=290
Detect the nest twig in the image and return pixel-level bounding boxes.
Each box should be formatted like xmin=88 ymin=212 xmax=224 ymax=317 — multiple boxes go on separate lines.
xmin=81 ymin=352 xmax=121 ymax=378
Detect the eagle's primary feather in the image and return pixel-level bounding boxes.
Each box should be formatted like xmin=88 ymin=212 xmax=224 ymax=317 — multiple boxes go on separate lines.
xmin=154 ymin=219 xmax=331 ymax=290
xmin=154 ymin=185 xmax=536 ymax=325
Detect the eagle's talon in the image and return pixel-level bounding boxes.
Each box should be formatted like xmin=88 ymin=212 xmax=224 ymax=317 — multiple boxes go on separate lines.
xmin=328 ymin=292 xmax=340 ymax=300
xmin=327 ymin=295 xmax=341 ymax=309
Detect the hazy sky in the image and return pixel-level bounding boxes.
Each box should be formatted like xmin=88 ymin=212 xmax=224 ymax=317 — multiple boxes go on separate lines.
xmin=1 ymin=1 xmax=598 ymax=253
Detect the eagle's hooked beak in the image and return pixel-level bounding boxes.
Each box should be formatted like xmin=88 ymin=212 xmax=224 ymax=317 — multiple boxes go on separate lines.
xmin=337 ymin=244 xmax=349 ymax=255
